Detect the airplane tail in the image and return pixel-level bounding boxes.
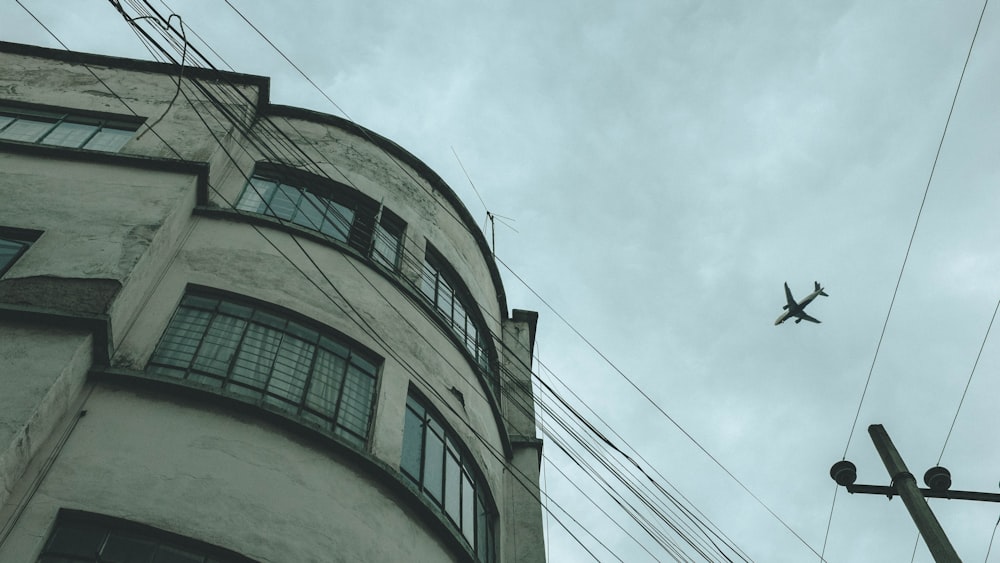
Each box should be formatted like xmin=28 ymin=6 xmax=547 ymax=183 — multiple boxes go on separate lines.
xmin=814 ymin=281 xmax=828 ymax=297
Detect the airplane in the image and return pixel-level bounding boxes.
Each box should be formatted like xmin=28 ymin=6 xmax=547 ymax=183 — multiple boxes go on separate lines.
xmin=774 ymin=281 xmax=828 ymax=325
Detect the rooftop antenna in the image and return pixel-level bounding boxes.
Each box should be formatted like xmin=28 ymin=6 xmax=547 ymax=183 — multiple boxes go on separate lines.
xmin=451 ymin=147 xmax=517 ymax=257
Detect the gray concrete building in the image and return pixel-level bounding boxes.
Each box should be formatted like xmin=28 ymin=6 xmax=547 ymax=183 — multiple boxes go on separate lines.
xmin=0 ymin=41 xmax=545 ymax=562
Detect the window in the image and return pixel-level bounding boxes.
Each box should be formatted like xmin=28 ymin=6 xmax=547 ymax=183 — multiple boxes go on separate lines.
xmin=0 ymin=106 xmax=137 ymax=152
xmin=235 ymin=173 xmax=405 ymax=270
xmin=401 ymin=393 xmax=495 ymax=562
xmin=38 ymin=510 xmax=256 ymax=562
xmin=420 ymin=251 xmax=493 ymax=382
xmin=147 ymin=292 xmax=379 ymax=446
xmin=0 ymin=228 xmax=40 ymax=277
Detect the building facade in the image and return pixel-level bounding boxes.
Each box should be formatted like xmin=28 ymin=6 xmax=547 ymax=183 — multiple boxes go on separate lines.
xmin=0 ymin=42 xmax=544 ymax=562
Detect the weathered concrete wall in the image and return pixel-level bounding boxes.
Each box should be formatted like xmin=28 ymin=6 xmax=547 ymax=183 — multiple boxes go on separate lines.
xmin=0 ymin=42 xmax=545 ymax=562
xmin=0 ymin=385 xmax=458 ymax=563
xmin=0 ymin=320 xmax=91 ymax=511
xmin=0 ymin=50 xmax=260 ymax=163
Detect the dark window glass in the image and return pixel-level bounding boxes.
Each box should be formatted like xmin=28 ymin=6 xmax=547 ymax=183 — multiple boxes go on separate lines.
xmin=400 ymin=393 xmax=495 ymax=561
xmin=43 ymin=521 xmax=106 ymax=557
xmin=400 ymin=405 xmax=424 ymax=480
xmin=38 ymin=512 xmax=255 ymax=562
xmin=444 ymin=445 xmax=462 ymax=522
xmin=102 ymin=533 xmax=158 ymax=562
xmin=148 ymin=292 xmax=380 ymax=447
xmin=423 ymin=425 xmax=445 ymax=503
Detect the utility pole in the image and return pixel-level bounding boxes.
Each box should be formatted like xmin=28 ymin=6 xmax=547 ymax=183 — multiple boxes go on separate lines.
xmin=867 ymin=424 xmax=960 ymax=562
xmin=832 ymin=423 xmax=1000 ymax=559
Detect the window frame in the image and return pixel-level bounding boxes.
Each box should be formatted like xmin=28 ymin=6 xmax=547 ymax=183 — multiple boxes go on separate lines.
xmin=401 ymin=390 xmax=497 ymax=562
xmin=146 ymin=288 xmax=382 ymax=448
xmin=420 ymin=247 xmax=496 ymax=388
xmin=0 ymin=102 xmax=140 ymax=153
xmin=234 ymin=166 xmax=406 ymax=272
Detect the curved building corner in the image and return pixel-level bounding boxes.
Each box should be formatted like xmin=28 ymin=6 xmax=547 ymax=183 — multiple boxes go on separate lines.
xmin=0 ymin=41 xmax=545 ymax=563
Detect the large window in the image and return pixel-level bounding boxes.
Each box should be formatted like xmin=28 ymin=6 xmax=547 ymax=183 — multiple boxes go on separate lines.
xmin=235 ymin=173 xmax=404 ymax=270
xmin=420 ymin=252 xmax=492 ymax=382
xmin=401 ymin=393 xmax=495 ymax=562
xmin=0 ymin=106 xmax=137 ymax=152
xmin=37 ymin=510 xmax=256 ymax=562
xmin=148 ymin=292 xmax=379 ymax=447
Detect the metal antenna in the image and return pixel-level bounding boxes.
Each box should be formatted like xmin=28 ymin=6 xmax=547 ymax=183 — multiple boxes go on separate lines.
xmin=451 ymin=147 xmax=516 ymax=256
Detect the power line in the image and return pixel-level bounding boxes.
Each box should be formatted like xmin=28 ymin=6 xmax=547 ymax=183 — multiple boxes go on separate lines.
xmin=841 ymin=0 xmax=991 ymax=460
xmin=25 ymin=3 xmax=788 ymax=558
xmin=937 ymin=297 xmax=1000 ymax=464
xmin=168 ymin=5 xmax=817 ymax=557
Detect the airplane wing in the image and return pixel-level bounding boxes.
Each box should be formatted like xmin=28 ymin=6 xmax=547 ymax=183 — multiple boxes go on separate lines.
xmin=798 ymin=312 xmax=821 ymax=324
xmin=783 ymin=283 xmax=796 ymax=309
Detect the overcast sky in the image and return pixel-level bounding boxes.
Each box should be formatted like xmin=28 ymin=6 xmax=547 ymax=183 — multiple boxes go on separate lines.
xmin=4 ymin=1 xmax=1000 ymax=561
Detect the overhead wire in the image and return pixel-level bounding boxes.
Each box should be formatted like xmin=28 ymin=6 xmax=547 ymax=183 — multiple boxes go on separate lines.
xmin=21 ymin=5 xmax=612 ymax=561
xmin=111 ymin=5 xmax=648 ymax=560
xmin=111 ymin=6 xmax=752 ymax=560
xmin=824 ymin=1 xmax=992 ymax=559
xmin=20 ymin=1 xmax=795 ymax=558
xmin=841 ymin=0 xmax=991 ymax=460
xmin=131 ymin=3 xmax=804 ymax=560
xmin=936 ymin=297 xmax=1000 ymax=464
xmin=496 ymin=255 xmax=823 ymax=559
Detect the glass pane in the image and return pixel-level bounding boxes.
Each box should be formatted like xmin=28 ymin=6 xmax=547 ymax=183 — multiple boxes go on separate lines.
xmin=372 ymin=223 xmax=401 ymax=269
xmin=305 ymin=346 xmax=347 ymax=418
xmin=400 ymin=406 xmax=424 ymax=480
xmin=292 ymin=191 xmax=326 ymax=231
xmin=44 ymin=522 xmax=106 ymax=556
xmin=462 ymin=473 xmax=475 ymax=544
xmin=191 ymin=314 xmax=247 ymax=376
xmin=336 ymin=365 xmax=374 ymax=439
xmin=230 ymin=323 xmax=282 ymax=390
xmin=444 ymin=449 xmax=461 ymax=523
xmin=423 ymin=427 xmax=444 ymax=503
xmin=465 ymin=323 xmax=478 ymax=357
xmin=436 ymin=279 xmax=453 ymax=317
xmin=453 ymin=300 xmax=467 ymax=334
xmin=0 ymin=237 xmax=27 ymax=272
xmin=0 ymin=115 xmax=14 ymax=130
xmin=101 ymin=533 xmax=157 ymax=562
xmin=318 ymin=199 xmax=353 ymax=242
xmin=236 ymin=177 xmax=278 ymax=213
xmin=266 ymin=334 xmax=314 ymax=405
xmin=83 ymin=127 xmax=133 ymax=152
xmin=40 ymin=121 xmax=97 ymax=148
xmin=420 ymin=263 xmax=437 ymax=302
xmin=266 ymin=183 xmax=300 ymax=220
xmin=405 ymin=395 xmax=425 ymax=417
xmin=0 ymin=117 xmax=52 ymax=142
xmin=150 ymin=307 xmax=212 ymax=369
